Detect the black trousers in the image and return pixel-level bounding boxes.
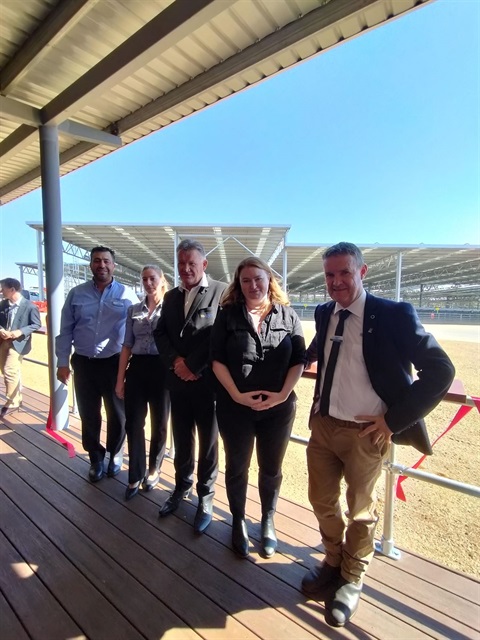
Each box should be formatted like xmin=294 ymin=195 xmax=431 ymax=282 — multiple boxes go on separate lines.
xmin=169 ymin=380 xmax=218 ymax=498
xmin=71 ymin=353 xmax=126 ymax=464
xmin=217 ymin=394 xmax=296 ymax=519
xmin=124 ymin=355 xmax=170 ymax=484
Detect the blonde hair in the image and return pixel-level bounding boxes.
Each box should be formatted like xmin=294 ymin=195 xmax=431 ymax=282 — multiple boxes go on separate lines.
xmin=221 ymin=257 xmax=289 ymax=307
xmin=142 ymin=265 xmax=169 ymax=298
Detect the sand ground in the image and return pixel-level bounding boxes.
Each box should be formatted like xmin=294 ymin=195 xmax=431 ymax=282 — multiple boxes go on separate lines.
xmin=17 ymin=322 xmax=480 ymax=578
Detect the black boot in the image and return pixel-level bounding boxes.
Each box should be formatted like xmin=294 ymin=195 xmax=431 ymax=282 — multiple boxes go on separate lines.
xmin=232 ymin=518 xmax=249 ymax=558
xmin=194 ymin=494 xmax=213 ymax=534
xmin=260 ymin=514 xmax=277 ymax=558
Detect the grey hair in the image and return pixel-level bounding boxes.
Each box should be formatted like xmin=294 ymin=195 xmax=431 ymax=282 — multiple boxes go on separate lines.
xmin=323 ymin=242 xmax=364 ymax=268
xmin=176 ymin=238 xmax=206 ymax=258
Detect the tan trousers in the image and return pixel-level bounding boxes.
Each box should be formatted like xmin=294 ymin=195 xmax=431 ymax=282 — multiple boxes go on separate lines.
xmin=0 ymin=341 xmax=23 ymax=409
xmin=306 ymin=412 xmax=389 ymax=583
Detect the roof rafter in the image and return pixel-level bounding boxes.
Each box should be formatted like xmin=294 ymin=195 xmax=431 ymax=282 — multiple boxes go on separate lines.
xmin=0 ymin=0 xmax=97 ymax=93
xmin=0 ymin=0 xmax=232 ymax=160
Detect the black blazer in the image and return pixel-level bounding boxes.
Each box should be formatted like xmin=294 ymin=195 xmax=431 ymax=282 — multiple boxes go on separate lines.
xmin=307 ymin=293 xmax=455 ymax=455
xmin=154 ymin=277 xmax=227 ymax=391
xmin=0 ymin=297 xmax=41 ymax=355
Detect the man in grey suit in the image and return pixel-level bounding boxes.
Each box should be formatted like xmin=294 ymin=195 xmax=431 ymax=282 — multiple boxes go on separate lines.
xmin=0 ymin=278 xmax=41 ymax=417
xmin=154 ymin=239 xmax=227 ymax=534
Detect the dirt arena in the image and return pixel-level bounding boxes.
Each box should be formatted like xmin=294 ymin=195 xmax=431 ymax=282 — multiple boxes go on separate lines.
xmin=19 ymin=322 xmax=479 ymax=578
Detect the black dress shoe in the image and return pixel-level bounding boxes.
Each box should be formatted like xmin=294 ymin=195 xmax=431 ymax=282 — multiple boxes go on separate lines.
xmin=302 ymin=561 xmax=341 ymax=600
xmin=159 ymin=488 xmax=190 ymax=517
xmin=194 ymin=495 xmax=213 ymax=534
xmin=232 ymin=518 xmax=249 ymax=558
xmin=325 ymin=578 xmax=362 ymax=627
xmin=0 ymin=405 xmax=20 ymax=418
xmin=107 ymin=455 xmax=123 ymax=477
xmin=88 ymin=462 xmax=104 ymax=483
xmin=125 ymin=483 xmax=140 ymax=501
xmin=260 ymin=515 xmax=277 ymax=558
xmin=142 ymin=473 xmax=160 ymax=492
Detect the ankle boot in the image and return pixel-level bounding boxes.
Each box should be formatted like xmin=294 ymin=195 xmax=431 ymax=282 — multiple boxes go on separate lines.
xmin=261 ymin=514 xmax=277 ymax=558
xmin=232 ymin=517 xmax=249 ymax=558
xmin=194 ymin=494 xmax=214 ymax=534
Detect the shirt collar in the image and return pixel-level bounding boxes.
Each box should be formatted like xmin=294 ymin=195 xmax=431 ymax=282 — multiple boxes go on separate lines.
xmin=334 ymin=289 xmax=366 ymax=318
xmin=178 ymin=273 xmax=208 ymax=293
xmin=92 ymin=277 xmax=115 ymax=291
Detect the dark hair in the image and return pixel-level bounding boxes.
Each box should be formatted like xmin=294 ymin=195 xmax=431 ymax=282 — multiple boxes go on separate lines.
xmin=90 ymin=246 xmax=116 ymax=262
xmin=176 ymin=238 xmax=206 ymax=258
xmin=323 ymin=242 xmax=364 ymax=268
xmin=0 ymin=277 xmax=21 ymax=291
xmin=221 ymin=256 xmax=289 ymax=307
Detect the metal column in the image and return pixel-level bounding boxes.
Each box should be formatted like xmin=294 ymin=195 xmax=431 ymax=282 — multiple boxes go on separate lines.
xmin=39 ymin=125 xmax=69 ymax=430
xmin=377 ymin=250 xmax=403 ymax=559
xmin=37 ymin=229 xmax=45 ymax=301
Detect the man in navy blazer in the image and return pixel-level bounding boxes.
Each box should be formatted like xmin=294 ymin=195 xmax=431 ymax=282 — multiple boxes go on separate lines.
xmin=302 ymin=242 xmax=454 ymax=628
xmin=154 ymin=239 xmax=227 ymax=534
xmin=0 ymin=278 xmax=41 ymax=417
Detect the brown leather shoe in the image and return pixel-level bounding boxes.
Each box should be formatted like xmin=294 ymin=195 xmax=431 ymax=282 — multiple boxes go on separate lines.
xmin=301 ymin=561 xmax=341 ymax=600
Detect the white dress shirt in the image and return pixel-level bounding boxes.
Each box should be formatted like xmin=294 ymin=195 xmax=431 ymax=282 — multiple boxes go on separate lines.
xmin=180 ymin=273 xmax=209 ymax=318
xmin=320 ymin=290 xmax=387 ymax=421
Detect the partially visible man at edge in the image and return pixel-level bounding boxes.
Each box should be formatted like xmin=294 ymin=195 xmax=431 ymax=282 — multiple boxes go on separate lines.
xmin=154 ymin=239 xmax=227 ymax=535
xmin=302 ymin=241 xmax=455 ymax=628
xmin=56 ymin=246 xmax=138 ymax=482
xmin=0 ymin=278 xmax=41 ymax=417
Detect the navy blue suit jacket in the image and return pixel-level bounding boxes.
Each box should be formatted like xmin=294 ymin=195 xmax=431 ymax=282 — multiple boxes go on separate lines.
xmin=307 ymin=293 xmax=455 ymax=454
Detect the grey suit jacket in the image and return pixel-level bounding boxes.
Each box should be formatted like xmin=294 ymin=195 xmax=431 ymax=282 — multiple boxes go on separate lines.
xmin=154 ymin=277 xmax=227 ymax=391
xmin=0 ymin=297 xmax=42 ymax=355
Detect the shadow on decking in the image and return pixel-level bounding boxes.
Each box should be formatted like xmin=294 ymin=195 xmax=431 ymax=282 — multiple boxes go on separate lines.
xmin=0 ymin=384 xmax=479 ymax=640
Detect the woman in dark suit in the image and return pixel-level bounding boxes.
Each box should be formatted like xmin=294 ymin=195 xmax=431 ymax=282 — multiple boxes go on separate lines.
xmin=211 ymin=257 xmax=306 ymax=558
xmin=115 ymin=265 xmax=170 ymax=500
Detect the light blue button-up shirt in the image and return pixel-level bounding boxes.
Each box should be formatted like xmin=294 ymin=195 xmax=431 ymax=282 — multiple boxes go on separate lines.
xmin=56 ymin=279 xmax=139 ymax=366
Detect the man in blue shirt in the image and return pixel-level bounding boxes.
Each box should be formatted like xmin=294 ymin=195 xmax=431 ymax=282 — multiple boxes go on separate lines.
xmin=56 ymin=246 xmax=138 ymax=482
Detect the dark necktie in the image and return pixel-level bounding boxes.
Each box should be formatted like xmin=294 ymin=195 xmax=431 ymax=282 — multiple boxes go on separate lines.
xmin=320 ymin=309 xmax=351 ymax=417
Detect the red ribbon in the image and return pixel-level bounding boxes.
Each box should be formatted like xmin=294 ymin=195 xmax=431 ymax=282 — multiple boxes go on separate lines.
xmin=396 ymin=397 xmax=480 ymax=501
xmin=45 ymin=407 xmax=76 ymax=458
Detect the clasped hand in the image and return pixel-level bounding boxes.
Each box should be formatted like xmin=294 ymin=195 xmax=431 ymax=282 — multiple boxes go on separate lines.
xmin=173 ymin=357 xmax=198 ymax=382
xmin=0 ymin=328 xmax=20 ymax=340
xmin=235 ymin=390 xmax=286 ymax=411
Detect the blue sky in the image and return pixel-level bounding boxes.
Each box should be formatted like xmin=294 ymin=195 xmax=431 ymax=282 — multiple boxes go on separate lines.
xmin=1 ymin=0 xmax=478 ymax=283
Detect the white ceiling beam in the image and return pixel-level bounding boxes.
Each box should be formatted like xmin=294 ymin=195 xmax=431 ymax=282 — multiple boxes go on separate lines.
xmin=57 ymin=121 xmax=122 ymax=147
xmin=0 ymin=96 xmax=122 ymax=160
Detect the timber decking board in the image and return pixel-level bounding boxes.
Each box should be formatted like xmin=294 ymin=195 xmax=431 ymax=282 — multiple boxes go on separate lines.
xmin=1 ymin=383 xmax=479 ymax=640
xmin=0 ymin=526 xmax=86 ymax=640
xmin=1 ymin=415 xmax=333 ymax=639
xmin=0 ymin=588 xmax=31 ymax=640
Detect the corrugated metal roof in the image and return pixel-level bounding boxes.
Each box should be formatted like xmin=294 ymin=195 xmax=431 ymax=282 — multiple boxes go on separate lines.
xmin=1 ymin=0 xmax=434 ymax=204
xmin=26 ymin=222 xmax=480 ymax=304
xmin=277 ymin=243 xmax=480 ymax=299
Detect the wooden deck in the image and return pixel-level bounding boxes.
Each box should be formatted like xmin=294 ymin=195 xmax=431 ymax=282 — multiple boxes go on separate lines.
xmin=0 ymin=383 xmax=479 ymax=640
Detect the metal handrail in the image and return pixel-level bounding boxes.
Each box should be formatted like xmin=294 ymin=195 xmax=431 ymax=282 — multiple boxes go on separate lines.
xmin=23 ymin=335 xmax=479 ymax=561
xmin=288 ymin=400 xmax=480 ymax=561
